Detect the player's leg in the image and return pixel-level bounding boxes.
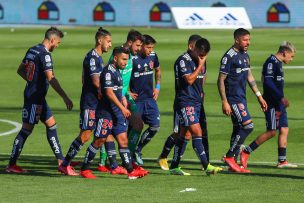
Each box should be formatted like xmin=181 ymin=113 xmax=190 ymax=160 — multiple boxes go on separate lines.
xmin=80 ymin=117 xmax=111 ymax=179
xmin=223 ymin=103 xmax=252 ymax=172
xmin=6 ymin=103 xmax=39 ymax=173
xmin=98 ymin=135 xmax=117 ymax=172
xmin=277 ymin=109 xmax=297 ymax=168
xmin=41 ymin=102 xmax=64 ymax=164
xmin=200 ymin=104 xmax=209 ymax=162
xmin=135 ymin=100 xmax=160 ymax=165
xmin=128 ymin=99 xmax=144 ymax=156
xmin=241 ymin=107 xmax=277 ymax=168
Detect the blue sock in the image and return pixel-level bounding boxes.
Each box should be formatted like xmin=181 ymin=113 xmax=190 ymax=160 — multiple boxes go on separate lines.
xmin=159 ymin=134 xmax=176 ymax=158
xmin=136 ymin=126 xmax=159 ymax=152
xmin=9 ymin=128 xmax=31 ymax=165
xmin=202 ymin=131 xmax=209 ymax=162
xmin=278 ymin=147 xmax=286 ymax=162
xmin=81 ymin=143 xmax=98 ymax=171
xmin=244 ymin=141 xmax=259 ymax=154
xmin=170 ymin=136 xmax=184 ymax=169
xmin=226 ymin=125 xmax=239 ymax=157
xmin=192 ymin=137 xmax=208 ymax=169
xmin=180 ymin=138 xmax=189 ymax=157
xmin=105 ymin=141 xmax=118 ymax=169
xmin=62 ymin=139 xmax=83 ymax=166
xmin=119 ymin=147 xmax=132 ymax=173
xmin=46 ymin=125 xmax=64 ymax=160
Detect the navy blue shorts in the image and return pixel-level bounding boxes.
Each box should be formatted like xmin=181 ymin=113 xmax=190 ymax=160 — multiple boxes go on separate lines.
xmin=79 ymin=109 xmax=96 ymax=130
xmin=22 ymin=100 xmax=53 ymax=124
xmin=178 ymin=105 xmax=201 ymax=127
xmin=230 ymin=102 xmax=252 ymax=125
xmin=136 ymin=99 xmax=160 ymax=127
xmin=265 ymin=107 xmax=288 ymax=130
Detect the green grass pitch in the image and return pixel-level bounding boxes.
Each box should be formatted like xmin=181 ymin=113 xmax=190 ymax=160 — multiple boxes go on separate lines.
xmin=0 ymin=27 xmax=304 ymax=202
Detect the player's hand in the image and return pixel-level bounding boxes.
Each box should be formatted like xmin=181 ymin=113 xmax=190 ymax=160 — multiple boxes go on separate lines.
xmin=153 ymin=88 xmax=160 ymax=100
xmin=64 ymin=97 xmax=73 ymax=111
xmin=122 ymin=107 xmax=131 ymax=118
xmin=129 ymin=92 xmax=138 ymax=100
xmin=222 ymin=101 xmax=231 ymax=116
xmin=281 ymin=97 xmax=289 ymax=108
xmin=198 ymin=55 xmax=207 ymax=70
xmin=258 ymin=96 xmax=267 ymax=112
xmin=122 ymin=96 xmax=128 ymax=108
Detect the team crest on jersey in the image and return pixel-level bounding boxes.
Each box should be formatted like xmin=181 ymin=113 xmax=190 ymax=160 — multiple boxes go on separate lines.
xmin=222 ymin=57 xmax=227 ymax=65
xmin=267 ymin=63 xmax=273 ymax=74
xmin=90 ymin=58 xmax=96 ymax=66
xmin=102 ymin=130 xmax=107 ymax=135
xmin=89 ymin=111 xmax=95 ymax=119
xmin=45 ymin=55 xmax=51 ymax=62
xmin=149 ymin=60 xmax=154 ymax=69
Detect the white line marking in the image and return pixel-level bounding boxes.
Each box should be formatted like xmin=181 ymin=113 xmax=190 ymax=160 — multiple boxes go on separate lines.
xmin=251 ymin=66 xmax=304 ymax=69
xmin=0 ymin=153 xmax=303 ymax=166
xmin=0 ymin=119 xmax=22 ymax=136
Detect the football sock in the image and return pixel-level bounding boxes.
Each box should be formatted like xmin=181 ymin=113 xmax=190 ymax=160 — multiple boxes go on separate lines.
xmin=62 ymin=139 xmax=83 ymax=166
xmin=192 ymin=137 xmax=208 ymax=170
xmin=99 ymin=145 xmax=107 ymax=166
xmin=119 ymin=147 xmax=133 ymax=173
xmin=180 ymin=138 xmax=189 ymax=157
xmin=105 ymin=141 xmax=118 ymax=169
xmin=202 ymin=133 xmax=209 ymax=162
xmin=81 ymin=143 xmax=98 ymax=171
xmin=128 ymin=128 xmax=141 ymax=156
xmin=46 ymin=124 xmax=64 ymax=160
xmin=9 ymin=128 xmax=31 ymax=165
xmin=159 ymin=133 xmax=176 ymax=159
xmin=136 ymin=126 xmax=159 ymax=153
xmin=244 ymin=141 xmax=259 ymax=154
xmin=226 ymin=125 xmax=239 ymax=157
xmin=170 ymin=136 xmax=184 ymax=169
xmin=278 ymin=147 xmax=286 ymax=162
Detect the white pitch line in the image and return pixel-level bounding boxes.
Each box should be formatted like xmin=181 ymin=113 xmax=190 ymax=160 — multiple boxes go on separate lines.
xmin=0 ymin=119 xmax=22 ymax=136
xmin=251 ymin=66 xmax=304 ymax=69
xmin=0 ymin=153 xmax=303 ymax=166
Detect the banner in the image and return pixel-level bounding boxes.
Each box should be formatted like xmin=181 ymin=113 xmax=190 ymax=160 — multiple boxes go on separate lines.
xmin=171 ymin=7 xmax=252 ymax=29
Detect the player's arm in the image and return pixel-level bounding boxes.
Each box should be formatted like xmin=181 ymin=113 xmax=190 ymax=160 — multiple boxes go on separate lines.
xmin=105 ymin=88 xmax=131 ymax=118
xmin=17 ymin=63 xmax=27 ymax=81
xmin=153 ymin=66 xmax=161 ymax=100
xmin=247 ymin=69 xmax=267 ymax=112
xmin=217 ymin=72 xmax=231 ymax=116
xmin=183 ymin=56 xmax=206 ymax=85
xmin=45 ymin=70 xmax=73 ymax=110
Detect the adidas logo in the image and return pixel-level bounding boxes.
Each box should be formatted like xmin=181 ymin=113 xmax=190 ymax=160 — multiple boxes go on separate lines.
xmin=186 ymin=13 xmax=203 ymax=21
xmin=220 ymin=13 xmax=238 ymax=21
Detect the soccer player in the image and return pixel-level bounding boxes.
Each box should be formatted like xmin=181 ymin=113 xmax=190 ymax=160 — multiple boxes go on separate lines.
xmin=158 ymin=34 xmax=210 ymax=171
xmin=169 ymin=38 xmax=222 ymax=176
xmin=6 ymin=27 xmax=73 ymax=173
xmin=80 ymin=47 xmax=147 ymax=179
xmin=240 ymin=41 xmax=297 ymax=169
xmin=97 ymin=30 xmax=145 ymax=174
xmin=217 ymin=28 xmax=267 ymax=173
xmin=58 ymin=27 xmax=112 ymax=176
xmin=129 ymin=34 xmax=161 ymax=166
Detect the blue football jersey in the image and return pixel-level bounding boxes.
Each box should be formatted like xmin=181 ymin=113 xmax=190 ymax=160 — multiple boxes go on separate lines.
xmin=80 ymin=49 xmax=105 ymax=109
xmin=262 ymin=55 xmax=284 ymax=108
xmin=22 ymin=44 xmax=53 ymax=103
xmin=175 ymin=52 xmax=204 ymax=108
xmin=130 ymin=51 xmax=160 ymax=101
xmin=97 ymin=64 xmax=123 ymax=117
xmin=219 ymin=47 xmax=250 ymax=104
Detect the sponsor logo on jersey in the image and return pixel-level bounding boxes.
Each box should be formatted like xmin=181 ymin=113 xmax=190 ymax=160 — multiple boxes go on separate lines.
xmin=90 ymin=58 xmax=95 ymax=66
xmin=180 ymin=60 xmax=185 ymax=68
xmin=45 ymin=55 xmax=51 ymax=62
xmin=106 ymin=73 xmax=111 ymax=81
xmin=46 ymin=62 xmax=52 ymax=67
xmin=222 ymin=57 xmax=227 ymax=65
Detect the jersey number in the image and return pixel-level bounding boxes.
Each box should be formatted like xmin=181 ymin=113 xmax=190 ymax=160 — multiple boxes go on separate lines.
xmin=25 ymin=61 xmax=36 ymax=81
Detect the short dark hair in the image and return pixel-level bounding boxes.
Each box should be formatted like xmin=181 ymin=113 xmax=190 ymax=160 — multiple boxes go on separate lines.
xmin=112 ymin=46 xmax=130 ymax=56
xmin=195 ymin=38 xmax=211 ymax=54
xmin=234 ymin=28 xmax=250 ymax=39
xmin=142 ymin=34 xmax=156 ymax=45
xmin=44 ymin=27 xmax=64 ymax=39
xmin=188 ymin=34 xmax=202 ymax=45
xmin=95 ymin=27 xmax=111 ymax=43
xmin=127 ymin=29 xmax=143 ymax=42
